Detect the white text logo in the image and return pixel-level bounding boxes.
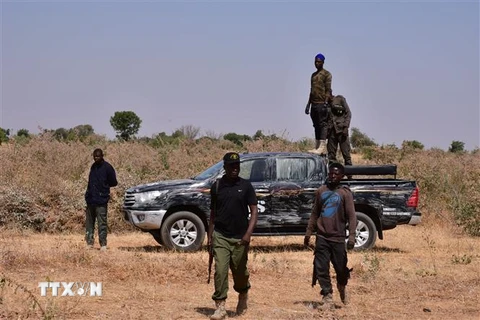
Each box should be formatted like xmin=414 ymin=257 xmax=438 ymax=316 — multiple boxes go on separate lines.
xmin=38 ymin=282 xmax=102 ymax=297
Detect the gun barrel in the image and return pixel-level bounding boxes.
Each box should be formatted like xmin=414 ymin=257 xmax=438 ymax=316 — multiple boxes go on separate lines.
xmin=207 ymin=246 xmax=213 ymax=284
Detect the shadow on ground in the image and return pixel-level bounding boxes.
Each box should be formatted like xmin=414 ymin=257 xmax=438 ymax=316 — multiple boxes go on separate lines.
xmin=116 ymin=244 xmax=404 ymax=254
xmin=370 ymin=246 xmax=405 ymax=253
xmin=194 ymin=307 xmax=236 ymax=318
xmin=250 ymin=243 xmax=311 ymax=253
xmin=294 ymin=300 xmax=346 ymax=310
xmin=117 ymin=245 xmax=168 ymax=253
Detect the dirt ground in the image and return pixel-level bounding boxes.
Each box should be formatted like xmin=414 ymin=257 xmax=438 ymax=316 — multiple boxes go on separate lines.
xmin=1 ymin=223 xmax=479 ymax=320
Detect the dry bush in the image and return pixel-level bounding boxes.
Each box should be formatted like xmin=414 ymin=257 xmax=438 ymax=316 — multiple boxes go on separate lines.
xmin=364 ymin=147 xmax=480 ymax=236
xmin=1 ymin=137 xmax=479 ymax=238
xmin=0 ymin=137 xmax=303 ymax=234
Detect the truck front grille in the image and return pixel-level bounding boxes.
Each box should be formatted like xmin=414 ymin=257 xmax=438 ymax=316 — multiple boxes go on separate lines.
xmin=123 ymin=191 xmax=136 ymax=207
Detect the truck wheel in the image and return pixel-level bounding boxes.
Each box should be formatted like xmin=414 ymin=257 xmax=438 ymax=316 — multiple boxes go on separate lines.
xmin=349 ymin=212 xmax=377 ymax=250
xmin=160 ymin=211 xmax=205 ymax=252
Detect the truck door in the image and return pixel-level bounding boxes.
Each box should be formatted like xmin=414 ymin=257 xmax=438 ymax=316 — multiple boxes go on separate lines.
xmin=269 ymin=156 xmax=322 ymax=233
xmin=238 ymin=157 xmax=273 ymax=229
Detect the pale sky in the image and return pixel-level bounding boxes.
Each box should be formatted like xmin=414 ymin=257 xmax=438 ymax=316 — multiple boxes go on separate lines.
xmin=1 ymin=0 xmax=479 ymax=150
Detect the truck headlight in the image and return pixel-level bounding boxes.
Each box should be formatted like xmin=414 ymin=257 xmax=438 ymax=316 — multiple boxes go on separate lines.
xmin=136 ymin=190 xmax=168 ymax=203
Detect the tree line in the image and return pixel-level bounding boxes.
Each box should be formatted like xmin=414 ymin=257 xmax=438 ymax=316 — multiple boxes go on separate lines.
xmin=0 ymin=110 xmax=469 ymax=153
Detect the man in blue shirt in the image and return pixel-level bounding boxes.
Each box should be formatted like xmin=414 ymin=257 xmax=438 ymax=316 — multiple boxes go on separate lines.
xmin=85 ymin=148 xmax=118 ymax=251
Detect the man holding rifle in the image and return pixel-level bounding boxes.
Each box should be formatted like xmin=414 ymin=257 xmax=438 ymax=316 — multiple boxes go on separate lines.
xmin=207 ymin=152 xmax=258 ymax=320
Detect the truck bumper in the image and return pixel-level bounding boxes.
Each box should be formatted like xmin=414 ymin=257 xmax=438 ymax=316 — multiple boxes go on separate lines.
xmin=408 ymin=212 xmax=421 ymax=225
xmin=123 ymin=209 xmax=167 ymax=230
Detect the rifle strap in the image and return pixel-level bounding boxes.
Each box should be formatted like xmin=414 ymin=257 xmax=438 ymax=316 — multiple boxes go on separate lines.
xmin=211 ymin=178 xmax=221 ymax=223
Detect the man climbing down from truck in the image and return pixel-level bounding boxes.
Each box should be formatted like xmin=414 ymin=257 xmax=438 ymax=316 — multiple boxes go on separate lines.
xmin=304 ymin=162 xmax=357 ymax=310
xmin=327 ymin=94 xmax=353 ymax=172
xmin=305 ymin=52 xmax=332 ymax=155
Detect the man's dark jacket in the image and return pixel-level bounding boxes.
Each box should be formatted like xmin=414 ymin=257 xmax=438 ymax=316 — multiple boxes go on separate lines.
xmin=85 ymin=160 xmax=118 ymax=205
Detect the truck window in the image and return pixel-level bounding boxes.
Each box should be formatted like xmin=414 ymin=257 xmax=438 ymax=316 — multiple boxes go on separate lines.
xmin=193 ymin=161 xmax=223 ymax=180
xmin=276 ymin=158 xmax=315 ymax=181
xmin=240 ymin=159 xmax=268 ymax=182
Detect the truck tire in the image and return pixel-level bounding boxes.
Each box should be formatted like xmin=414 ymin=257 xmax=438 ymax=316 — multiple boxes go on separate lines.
xmin=353 ymin=212 xmax=377 ymax=250
xmin=160 ymin=211 xmax=205 ymax=252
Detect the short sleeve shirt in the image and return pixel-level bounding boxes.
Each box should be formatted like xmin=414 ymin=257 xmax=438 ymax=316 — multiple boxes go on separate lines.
xmin=210 ymin=176 xmax=257 ymax=239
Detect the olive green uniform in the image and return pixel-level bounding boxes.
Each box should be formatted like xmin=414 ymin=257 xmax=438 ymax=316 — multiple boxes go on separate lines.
xmin=327 ymin=95 xmax=352 ymax=166
xmin=210 ymin=176 xmax=257 ymax=301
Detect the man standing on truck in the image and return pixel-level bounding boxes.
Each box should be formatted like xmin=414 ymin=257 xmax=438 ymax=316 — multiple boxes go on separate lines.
xmin=304 ymin=162 xmax=356 ymax=309
xmin=84 ymin=148 xmax=118 ymax=251
xmin=207 ymin=152 xmax=259 ymax=320
xmin=327 ymin=94 xmax=353 ymax=169
xmin=305 ymin=52 xmax=332 ymax=155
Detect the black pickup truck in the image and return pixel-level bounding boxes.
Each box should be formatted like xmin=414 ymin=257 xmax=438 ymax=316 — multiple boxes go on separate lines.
xmin=122 ymin=152 xmax=421 ymax=252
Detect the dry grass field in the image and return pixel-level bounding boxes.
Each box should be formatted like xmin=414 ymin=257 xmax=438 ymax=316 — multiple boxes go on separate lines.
xmin=1 ymin=136 xmax=479 ymax=319
xmin=1 ymin=223 xmax=479 ymax=320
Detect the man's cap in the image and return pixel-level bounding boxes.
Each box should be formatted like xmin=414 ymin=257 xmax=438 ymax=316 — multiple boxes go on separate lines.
xmin=328 ymin=161 xmax=345 ymax=173
xmin=223 ymin=152 xmax=240 ymax=164
xmin=331 ymin=104 xmax=346 ymax=116
xmin=315 ymin=53 xmax=325 ymax=61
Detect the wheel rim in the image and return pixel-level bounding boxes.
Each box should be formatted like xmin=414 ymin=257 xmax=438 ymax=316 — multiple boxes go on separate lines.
xmin=169 ymin=219 xmax=198 ymax=247
xmin=355 ymin=220 xmax=370 ymax=247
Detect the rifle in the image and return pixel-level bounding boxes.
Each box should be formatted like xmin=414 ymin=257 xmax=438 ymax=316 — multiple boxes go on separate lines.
xmin=207 ymin=179 xmax=220 ymax=284
xmin=207 ymin=242 xmax=213 ymax=284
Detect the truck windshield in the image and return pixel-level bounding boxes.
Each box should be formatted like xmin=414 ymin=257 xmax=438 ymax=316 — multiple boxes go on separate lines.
xmin=192 ymin=161 xmax=223 ymax=181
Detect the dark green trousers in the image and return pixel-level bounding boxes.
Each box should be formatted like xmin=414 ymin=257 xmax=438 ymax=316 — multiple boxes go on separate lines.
xmin=211 ymin=231 xmax=251 ymax=301
xmin=85 ymin=205 xmax=108 ymax=246
xmin=327 ymin=132 xmax=352 ymax=166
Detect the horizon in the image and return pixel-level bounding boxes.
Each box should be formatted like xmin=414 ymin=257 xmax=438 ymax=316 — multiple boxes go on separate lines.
xmin=1 ymin=1 xmax=479 ymax=150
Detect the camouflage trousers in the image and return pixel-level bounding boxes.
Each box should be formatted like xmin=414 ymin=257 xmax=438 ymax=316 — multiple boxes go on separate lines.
xmin=85 ymin=205 xmax=108 ymax=247
xmin=327 ymin=132 xmax=352 ymax=166
xmin=211 ymin=231 xmax=251 ymax=301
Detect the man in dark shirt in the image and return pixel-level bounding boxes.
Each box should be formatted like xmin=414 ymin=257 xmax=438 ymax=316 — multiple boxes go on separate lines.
xmin=305 ymin=53 xmax=333 ymax=155
xmin=207 ymin=152 xmax=258 ymax=320
xmin=84 ymin=148 xmax=118 ymax=251
xmin=304 ymin=162 xmax=357 ymax=309
xmin=327 ymin=94 xmax=353 ymax=169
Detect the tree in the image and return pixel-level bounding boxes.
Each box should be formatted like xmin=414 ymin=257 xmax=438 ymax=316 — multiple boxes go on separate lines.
xmin=0 ymin=127 xmax=10 ymax=144
xmin=171 ymin=130 xmax=185 ymax=139
xmin=223 ymin=133 xmax=252 ymax=146
xmin=449 ymin=140 xmax=465 ymax=153
xmin=110 ymin=111 xmax=142 ymax=141
xmin=72 ymin=124 xmax=94 ymax=139
xmin=204 ymin=130 xmax=222 ymax=140
xmin=17 ymin=128 xmax=30 ymax=138
xmin=53 ymin=128 xmax=69 ymax=141
xmin=253 ymin=130 xmax=265 ymax=140
xmin=401 ymin=140 xmax=424 ymax=150
xmin=178 ymin=125 xmax=200 ymax=140
xmin=350 ymin=127 xmax=377 ymax=149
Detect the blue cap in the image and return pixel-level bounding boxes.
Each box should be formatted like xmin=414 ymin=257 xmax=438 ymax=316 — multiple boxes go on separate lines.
xmin=315 ymin=53 xmax=325 ymax=61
